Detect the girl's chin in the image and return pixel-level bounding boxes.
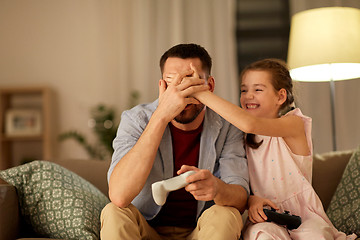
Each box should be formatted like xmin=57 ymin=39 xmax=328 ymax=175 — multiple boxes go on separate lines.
xmin=244 ymin=109 xmax=260 ymax=116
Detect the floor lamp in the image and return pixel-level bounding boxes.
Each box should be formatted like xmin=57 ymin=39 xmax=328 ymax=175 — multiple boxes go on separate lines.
xmin=287 ymin=7 xmax=360 ymax=151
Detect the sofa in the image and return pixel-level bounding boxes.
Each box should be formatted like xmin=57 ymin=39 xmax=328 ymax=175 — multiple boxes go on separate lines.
xmin=0 ymin=149 xmax=357 ymax=239
xmin=0 ymin=159 xmax=111 ymax=240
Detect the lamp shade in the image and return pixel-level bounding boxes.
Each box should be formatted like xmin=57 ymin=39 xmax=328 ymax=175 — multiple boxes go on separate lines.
xmin=287 ymin=7 xmax=360 ymax=81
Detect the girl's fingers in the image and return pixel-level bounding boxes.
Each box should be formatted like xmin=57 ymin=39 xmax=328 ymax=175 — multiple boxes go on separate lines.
xmin=257 ymin=211 xmax=266 ymax=222
xmin=164 ymin=73 xmax=177 ymax=84
xmin=173 ymin=69 xmax=194 ymax=85
xmin=181 ymin=84 xmax=209 ymax=97
xmin=258 ymin=208 xmax=268 ymax=221
xmin=249 ymin=210 xmax=262 ymax=223
xmin=248 ymin=206 xmax=268 ymax=223
xmin=266 ymin=200 xmax=279 ymax=210
xmin=172 ymin=73 xmax=183 ymax=85
xmin=190 ymin=63 xmax=200 ymax=78
xmin=177 ymin=78 xmax=206 ymax=92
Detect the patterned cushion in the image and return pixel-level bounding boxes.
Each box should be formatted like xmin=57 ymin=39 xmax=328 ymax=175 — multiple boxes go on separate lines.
xmin=0 ymin=161 xmax=109 ymax=240
xmin=326 ymin=145 xmax=360 ymax=236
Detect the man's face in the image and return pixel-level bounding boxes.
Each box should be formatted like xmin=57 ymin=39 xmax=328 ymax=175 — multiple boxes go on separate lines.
xmin=162 ymin=57 xmax=207 ymax=124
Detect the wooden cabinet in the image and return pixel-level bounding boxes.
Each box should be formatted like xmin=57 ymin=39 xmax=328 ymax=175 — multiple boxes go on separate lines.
xmin=0 ymin=87 xmax=53 ymax=169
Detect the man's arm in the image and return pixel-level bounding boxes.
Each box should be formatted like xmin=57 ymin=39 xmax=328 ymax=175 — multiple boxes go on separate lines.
xmin=214 ymin=180 xmax=248 ymax=212
xmin=108 ymin=109 xmax=169 ymax=208
xmin=109 ymin=76 xmax=208 ymax=208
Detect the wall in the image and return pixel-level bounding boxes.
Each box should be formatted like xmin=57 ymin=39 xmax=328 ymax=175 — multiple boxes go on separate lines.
xmin=1 ymin=0 xmax=359 ymax=160
xmin=0 ymin=1 xmax=130 ymax=159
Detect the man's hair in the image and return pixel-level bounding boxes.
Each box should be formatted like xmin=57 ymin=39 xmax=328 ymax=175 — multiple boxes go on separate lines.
xmin=159 ymin=43 xmax=212 ymax=75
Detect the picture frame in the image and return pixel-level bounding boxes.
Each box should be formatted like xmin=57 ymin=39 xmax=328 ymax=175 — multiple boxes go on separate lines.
xmin=5 ymin=109 xmax=42 ymax=137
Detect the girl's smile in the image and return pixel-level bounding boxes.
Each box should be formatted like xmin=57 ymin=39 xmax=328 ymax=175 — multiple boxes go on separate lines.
xmin=244 ymin=103 xmax=260 ymax=110
xmin=240 ymin=70 xmax=283 ymax=119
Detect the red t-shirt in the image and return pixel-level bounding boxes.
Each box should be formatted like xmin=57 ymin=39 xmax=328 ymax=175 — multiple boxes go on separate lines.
xmin=148 ymin=122 xmax=203 ymax=228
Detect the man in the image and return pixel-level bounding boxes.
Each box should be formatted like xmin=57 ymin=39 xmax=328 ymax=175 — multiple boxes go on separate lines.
xmin=101 ymin=43 xmax=249 ymax=240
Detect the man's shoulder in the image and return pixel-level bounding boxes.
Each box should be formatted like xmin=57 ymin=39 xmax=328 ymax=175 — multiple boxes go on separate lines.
xmin=205 ymin=107 xmax=233 ymax=128
xmin=119 ymin=100 xmax=158 ymax=128
xmin=122 ymin=100 xmax=158 ymax=118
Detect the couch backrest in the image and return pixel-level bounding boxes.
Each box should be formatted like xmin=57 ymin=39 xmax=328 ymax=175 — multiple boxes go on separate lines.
xmin=52 ymin=159 xmax=111 ymax=197
xmin=312 ymin=150 xmax=353 ymax=210
xmin=52 ymin=150 xmax=353 ymax=212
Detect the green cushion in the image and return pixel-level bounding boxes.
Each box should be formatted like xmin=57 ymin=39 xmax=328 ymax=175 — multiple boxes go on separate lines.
xmin=326 ymin=145 xmax=360 ymax=236
xmin=0 ymin=160 xmax=109 ymax=240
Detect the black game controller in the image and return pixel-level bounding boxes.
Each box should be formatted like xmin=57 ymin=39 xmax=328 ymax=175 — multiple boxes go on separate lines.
xmin=263 ymin=208 xmax=302 ymax=230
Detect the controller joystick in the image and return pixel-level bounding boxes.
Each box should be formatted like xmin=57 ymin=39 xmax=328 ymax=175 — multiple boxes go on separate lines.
xmin=263 ymin=208 xmax=302 ymax=230
xmin=152 ymin=171 xmax=196 ymax=206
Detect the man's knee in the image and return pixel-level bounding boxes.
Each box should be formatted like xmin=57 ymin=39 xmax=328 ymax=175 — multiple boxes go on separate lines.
xmin=101 ymin=203 xmax=147 ymax=239
xmin=101 ymin=202 xmax=140 ymax=224
xmin=102 ymin=202 xmax=119 ymax=215
xmin=196 ymin=205 xmax=243 ymax=240
xmin=202 ymin=205 xmax=243 ymax=231
xmin=102 ymin=202 xmax=124 ymax=217
xmin=208 ymin=205 xmax=242 ymax=223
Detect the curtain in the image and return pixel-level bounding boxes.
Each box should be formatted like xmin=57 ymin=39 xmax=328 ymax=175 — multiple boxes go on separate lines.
xmin=114 ymin=0 xmax=239 ymax=105
xmin=0 ymin=0 xmax=239 ymax=160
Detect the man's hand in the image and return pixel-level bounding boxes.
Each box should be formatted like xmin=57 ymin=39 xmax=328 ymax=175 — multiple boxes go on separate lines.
xmin=178 ymin=165 xmax=218 ymax=201
xmin=156 ymin=70 xmax=209 ymax=123
xmin=178 ymin=165 xmax=247 ymax=212
xmin=248 ymin=195 xmax=279 ymax=223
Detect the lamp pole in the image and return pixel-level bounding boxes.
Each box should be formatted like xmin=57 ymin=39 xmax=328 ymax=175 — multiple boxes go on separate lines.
xmin=329 ymin=79 xmax=337 ymax=151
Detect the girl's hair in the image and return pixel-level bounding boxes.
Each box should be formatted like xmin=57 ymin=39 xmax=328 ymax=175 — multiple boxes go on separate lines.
xmin=240 ymin=58 xmax=295 ymax=149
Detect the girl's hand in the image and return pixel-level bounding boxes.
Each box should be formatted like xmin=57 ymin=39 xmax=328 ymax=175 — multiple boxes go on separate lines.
xmin=248 ymin=195 xmax=278 ymax=223
xmin=189 ymin=63 xmax=212 ymax=101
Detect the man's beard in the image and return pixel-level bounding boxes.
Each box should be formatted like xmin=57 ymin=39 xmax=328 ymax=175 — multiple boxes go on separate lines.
xmin=174 ymin=104 xmax=205 ymax=124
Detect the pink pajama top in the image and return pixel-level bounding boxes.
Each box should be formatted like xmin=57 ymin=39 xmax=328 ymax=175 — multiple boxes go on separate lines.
xmin=245 ymin=108 xmax=357 ymax=240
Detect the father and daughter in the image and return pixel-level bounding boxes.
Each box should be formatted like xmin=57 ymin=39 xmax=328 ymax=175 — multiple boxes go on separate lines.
xmin=101 ymin=43 xmax=356 ymax=240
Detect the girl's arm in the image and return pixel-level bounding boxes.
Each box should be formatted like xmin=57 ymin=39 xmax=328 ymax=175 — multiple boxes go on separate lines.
xmin=188 ymin=63 xmax=308 ymax=154
xmin=194 ymin=90 xmax=304 ymax=139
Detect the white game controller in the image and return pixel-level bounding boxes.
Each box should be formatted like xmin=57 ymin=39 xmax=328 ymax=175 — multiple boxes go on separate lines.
xmin=152 ymin=171 xmax=196 ymax=206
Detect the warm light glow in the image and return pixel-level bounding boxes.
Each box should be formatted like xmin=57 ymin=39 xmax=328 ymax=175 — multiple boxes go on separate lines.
xmin=287 ymin=7 xmax=360 ymax=82
xmin=290 ymin=63 xmax=360 ymax=82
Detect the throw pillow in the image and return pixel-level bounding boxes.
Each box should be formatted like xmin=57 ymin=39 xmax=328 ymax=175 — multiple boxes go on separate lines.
xmin=326 ymin=145 xmax=360 ymax=236
xmin=0 ymin=160 xmax=109 ymax=240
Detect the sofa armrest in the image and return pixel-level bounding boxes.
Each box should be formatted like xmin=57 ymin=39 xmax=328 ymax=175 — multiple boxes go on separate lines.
xmin=0 ymin=183 xmax=19 ymax=240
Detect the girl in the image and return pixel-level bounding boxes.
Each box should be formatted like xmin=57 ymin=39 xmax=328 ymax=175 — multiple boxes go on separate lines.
xmin=192 ymin=59 xmax=357 ymax=239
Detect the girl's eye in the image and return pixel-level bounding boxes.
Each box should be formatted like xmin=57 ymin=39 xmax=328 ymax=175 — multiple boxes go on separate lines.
xmin=241 ymin=89 xmax=247 ymax=93
xmin=256 ymin=89 xmax=263 ymax=91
